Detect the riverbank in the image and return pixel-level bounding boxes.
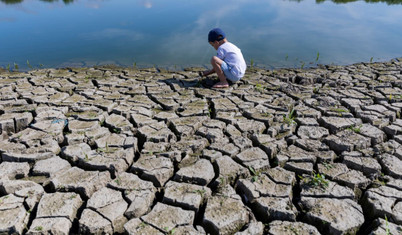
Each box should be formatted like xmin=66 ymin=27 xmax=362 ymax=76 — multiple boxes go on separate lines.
xmin=0 ymin=59 xmax=401 ymax=234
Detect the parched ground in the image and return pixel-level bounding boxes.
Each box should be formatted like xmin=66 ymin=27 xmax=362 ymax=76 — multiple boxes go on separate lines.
xmin=0 ymin=58 xmax=402 ymax=235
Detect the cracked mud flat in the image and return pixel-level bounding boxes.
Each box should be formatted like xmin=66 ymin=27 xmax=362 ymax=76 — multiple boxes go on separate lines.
xmin=0 ymin=58 xmax=402 ymax=235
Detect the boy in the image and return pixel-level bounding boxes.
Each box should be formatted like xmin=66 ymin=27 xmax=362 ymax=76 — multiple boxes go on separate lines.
xmin=201 ymin=28 xmax=247 ymax=88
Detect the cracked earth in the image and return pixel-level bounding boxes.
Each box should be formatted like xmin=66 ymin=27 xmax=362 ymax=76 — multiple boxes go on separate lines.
xmin=0 ymin=59 xmax=402 ymax=234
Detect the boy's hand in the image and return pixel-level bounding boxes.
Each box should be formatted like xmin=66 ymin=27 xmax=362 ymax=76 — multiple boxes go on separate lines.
xmin=201 ymin=70 xmax=213 ymax=77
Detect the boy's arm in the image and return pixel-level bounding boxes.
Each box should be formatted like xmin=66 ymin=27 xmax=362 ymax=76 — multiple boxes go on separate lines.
xmin=201 ymin=69 xmax=214 ymax=76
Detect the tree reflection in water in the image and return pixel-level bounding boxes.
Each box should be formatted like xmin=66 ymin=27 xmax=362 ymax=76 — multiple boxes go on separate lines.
xmin=285 ymin=0 xmax=402 ymax=5
xmin=1 ymin=0 xmax=74 ymax=4
xmin=317 ymin=0 xmax=402 ymax=4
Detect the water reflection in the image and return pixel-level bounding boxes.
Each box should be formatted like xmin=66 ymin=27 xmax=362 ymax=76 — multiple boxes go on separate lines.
xmin=141 ymin=0 xmax=152 ymax=8
xmin=317 ymin=0 xmax=402 ymax=4
xmin=0 ymin=0 xmax=23 ymax=4
xmin=0 ymin=0 xmax=74 ymax=4
xmin=289 ymin=0 xmax=402 ymax=4
xmin=1 ymin=0 xmax=401 ymax=70
xmin=2 ymin=0 xmax=402 ymax=5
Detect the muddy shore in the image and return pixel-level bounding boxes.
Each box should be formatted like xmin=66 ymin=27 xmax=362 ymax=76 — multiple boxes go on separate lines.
xmin=0 ymin=59 xmax=402 ymax=234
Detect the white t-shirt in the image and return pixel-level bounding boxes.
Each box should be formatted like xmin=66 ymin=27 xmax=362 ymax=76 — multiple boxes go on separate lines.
xmin=217 ymin=42 xmax=247 ymax=78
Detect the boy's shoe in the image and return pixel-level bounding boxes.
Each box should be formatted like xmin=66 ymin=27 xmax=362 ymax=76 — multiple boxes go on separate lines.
xmin=212 ymin=82 xmax=229 ymax=89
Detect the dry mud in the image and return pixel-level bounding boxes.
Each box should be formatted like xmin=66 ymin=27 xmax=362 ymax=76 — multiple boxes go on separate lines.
xmin=0 ymin=59 xmax=402 ymax=234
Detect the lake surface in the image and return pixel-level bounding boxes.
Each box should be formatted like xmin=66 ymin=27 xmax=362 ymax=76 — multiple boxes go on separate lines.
xmin=1 ymin=0 xmax=402 ymax=70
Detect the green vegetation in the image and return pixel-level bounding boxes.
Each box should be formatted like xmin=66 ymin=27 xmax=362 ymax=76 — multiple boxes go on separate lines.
xmin=14 ymin=133 xmax=23 ymax=139
xmin=207 ymin=108 xmax=212 ymax=117
xmin=287 ymin=226 xmax=299 ymax=234
xmin=26 ymin=60 xmax=33 ymax=69
xmin=283 ymin=108 xmax=296 ymax=125
xmin=56 ymin=185 xmax=66 ymax=190
xmin=389 ymin=94 xmax=402 ymax=101
xmin=300 ymin=172 xmax=329 ymax=190
xmin=219 ymin=177 xmax=227 ymax=185
xmin=255 ymin=83 xmax=264 ymax=92
xmin=322 ymin=162 xmax=333 ymax=170
xmin=112 ymin=128 xmax=121 ymax=134
xmin=330 ymin=107 xmax=349 ymax=116
xmin=372 ymin=173 xmax=387 ymax=187
xmin=1 ymin=0 xmax=23 ymax=4
xmin=291 ymin=52 xmax=321 ymax=69
xmin=35 ymin=226 xmax=43 ymax=231
xmin=261 ymin=112 xmax=271 ymax=118
xmin=114 ymin=176 xmax=122 ymax=186
xmin=138 ymin=222 xmax=147 ymax=229
xmin=347 ymin=124 xmax=362 ymax=133
xmin=385 ymin=215 xmax=390 ymax=235
xmin=193 ymin=189 xmax=206 ymax=196
xmin=163 ymin=227 xmax=176 ymax=235
xmin=330 ymin=108 xmax=348 ymax=113
xmin=249 ymin=166 xmax=261 ymax=182
xmin=84 ymin=153 xmax=89 ymax=162
xmin=83 ymin=76 xmax=90 ymax=82
xmin=1 ymin=0 xmax=75 ymax=4
xmin=105 ymin=142 xmax=109 ymax=152
xmin=97 ymin=142 xmax=114 ymax=154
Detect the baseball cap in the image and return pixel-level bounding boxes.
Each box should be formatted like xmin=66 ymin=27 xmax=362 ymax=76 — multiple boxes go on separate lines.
xmin=208 ymin=28 xmax=226 ymax=42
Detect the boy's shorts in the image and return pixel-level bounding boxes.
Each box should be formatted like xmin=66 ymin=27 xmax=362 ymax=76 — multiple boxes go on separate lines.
xmin=221 ymin=61 xmax=241 ymax=82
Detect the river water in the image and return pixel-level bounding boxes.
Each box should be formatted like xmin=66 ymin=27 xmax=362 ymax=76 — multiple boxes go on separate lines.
xmin=1 ymin=0 xmax=402 ymax=70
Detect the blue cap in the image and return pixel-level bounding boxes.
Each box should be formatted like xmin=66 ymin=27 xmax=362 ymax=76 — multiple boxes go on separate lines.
xmin=208 ymin=28 xmax=226 ymax=42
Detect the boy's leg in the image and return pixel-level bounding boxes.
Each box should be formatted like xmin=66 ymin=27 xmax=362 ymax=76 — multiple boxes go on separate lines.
xmin=202 ymin=56 xmax=222 ymax=76
xmin=210 ymin=56 xmax=229 ymax=87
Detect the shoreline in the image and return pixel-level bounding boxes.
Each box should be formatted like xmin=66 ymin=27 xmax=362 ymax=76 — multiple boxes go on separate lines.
xmin=1 ymin=57 xmax=401 ymax=74
xmin=0 ymin=58 xmax=401 ymax=234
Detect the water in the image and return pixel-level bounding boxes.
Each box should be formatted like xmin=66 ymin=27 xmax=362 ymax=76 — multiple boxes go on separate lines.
xmin=1 ymin=0 xmax=402 ymax=70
